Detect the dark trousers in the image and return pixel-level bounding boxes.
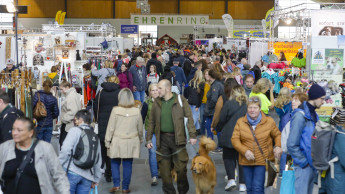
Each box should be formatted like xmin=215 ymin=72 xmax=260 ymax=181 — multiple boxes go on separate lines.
xmin=100 ymin=137 xmax=112 ymax=175
xmin=157 ymin=133 xmax=189 ymax=194
xmin=59 ymin=123 xmax=67 ymax=148
xmin=223 ymin=147 xmax=245 ymax=184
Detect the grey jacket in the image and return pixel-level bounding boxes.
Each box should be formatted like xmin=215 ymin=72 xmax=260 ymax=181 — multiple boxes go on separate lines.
xmin=59 ymin=124 xmax=102 ymax=183
xmin=204 ymin=80 xmax=224 ymax=117
xmin=0 ymin=140 xmax=69 ymax=194
xmin=92 ymin=68 xmax=116 ymax=94
xmin=61 ymin=87 xmax=82 ymax=132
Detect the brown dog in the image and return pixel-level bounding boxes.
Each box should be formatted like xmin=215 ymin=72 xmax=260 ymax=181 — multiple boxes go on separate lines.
xmin=191 ymin=136 xmax=217 ymax=194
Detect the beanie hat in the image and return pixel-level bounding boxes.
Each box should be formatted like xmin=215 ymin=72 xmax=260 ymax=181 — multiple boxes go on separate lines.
xmin=151 ymin=53 xmax=157 ymax=59
xmin=308 ymin=84 xmax=326 ymax=100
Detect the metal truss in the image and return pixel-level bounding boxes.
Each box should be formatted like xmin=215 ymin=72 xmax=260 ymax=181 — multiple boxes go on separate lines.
xmin=42 ymin=24 xmax=116 ymax=36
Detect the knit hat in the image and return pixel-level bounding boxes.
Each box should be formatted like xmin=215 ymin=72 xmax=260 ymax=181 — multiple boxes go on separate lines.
xmin=308 ymin=84 xmax=326 ymax=100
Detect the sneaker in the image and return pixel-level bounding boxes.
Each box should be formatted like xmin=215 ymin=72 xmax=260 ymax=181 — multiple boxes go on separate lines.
xmin=151 ymin=177 xmax=158 ymax=186
xmin=225 ymin=179 xmax=236 ymax=191
xmin=239 ymin=184 xmax=247 ymax=192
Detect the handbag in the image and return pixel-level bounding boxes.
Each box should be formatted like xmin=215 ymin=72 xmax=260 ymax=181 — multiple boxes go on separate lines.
xmin=33 ymin=93 xmax=47 ymax=118
xmin=171 ymin=77 xmax=180 ymax=94
xmin=280 ymin=169 xmax=295 ymax=194
xmin=92 ymin=89 xmax=102 ymax=134
xmin=248 ymin=125 xmax=278 ymax=187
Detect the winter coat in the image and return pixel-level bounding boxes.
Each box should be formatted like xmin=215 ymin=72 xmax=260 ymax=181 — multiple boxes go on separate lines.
xmin=146 ymin=58 xmax=163 ymax=75
xmin=0 ymin=139 xmax=70 ymax=194
xmin=183 ymin=58 xmax=193 ymax=79
xmin=218 ymin=99 xmax=247 ymax=149
xmin=0 ymin=105 xmax=24 ymax=144
xmin=146 ymin=94 xmax=197 ymax=148
xmin=61 ymin=88 xmax=82 ymax=132
xmin=129 ymin=65 xmax=147 ymax=92
xmin=105 ymin=107 xmax=143 ymax=159
xmin=251 ymin=65 xmax=261 ymax=83
xmin=204 ymin=80 xmax=224 ymax=117
xmin=59 ymin=124 xmax=102 ymax=183
xmin=94 ymin=82 xmax=121 ymax=140
xmin=33 ymin=91 xmax=59 ymax=127
xmin=91 ymin=68 xmax=116 ymax=94
xmin=231 ymin=112 xmax=281 ymax=166
xmin=274 ymin=102 xmax=292 ymax=132
xmin=117 ymin=70 xmax=133 ymax=91
xmin=170 ymin=66 xmax=187 ymax=87
xmin=185 ymin=82 xmax=204 ymax=108
xmin=287 ymin=101 xmax=318 ymax=168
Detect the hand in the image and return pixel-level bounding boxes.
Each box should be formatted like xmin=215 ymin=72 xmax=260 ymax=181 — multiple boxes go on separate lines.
xmin=195 ymin=107 xmax=199 ymax=112
xmin=271 ymin=84 xmax=275 ymax=91
xmin=189 ymin=138 xmax=197 ymax=145
xmin=245 ymin=150 xmax=255 ymax=161
xmin=147 ymin=143 xmax=153 ymax=149
xmin=133 ymin=86 xmax=137 ymax=92
xmin=274 ymin=147 xmax=283 ymax=159
xmin=91 ymin=182 xmax=98 ymax=189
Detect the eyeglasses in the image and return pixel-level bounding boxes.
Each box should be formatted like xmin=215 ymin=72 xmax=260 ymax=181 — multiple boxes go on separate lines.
xmin=248 ymin=97 xmax=260 ymax=103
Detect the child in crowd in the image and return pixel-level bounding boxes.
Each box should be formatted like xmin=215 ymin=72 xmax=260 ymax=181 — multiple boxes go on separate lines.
xmin=243 ymin=74 xmax=254 ymax=96
xmin=147 ymin=65 xmax=159 ymax=85
xmin=232 ymin=67 xmax=243 ymax=85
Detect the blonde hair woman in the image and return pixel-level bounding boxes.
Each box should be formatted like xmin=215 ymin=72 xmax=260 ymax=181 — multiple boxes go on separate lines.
xmin=91 ymin=61 xmax=116 ymax=94
xmin=218 ymin=86 xmax=248 ymax=191
xmin=249 ymin=78 xmax=275 ymax=114
xmin=232 ymin=96 xmax=282 ymax=194
xmin=105 ymin=88 xmax=143 ymax=193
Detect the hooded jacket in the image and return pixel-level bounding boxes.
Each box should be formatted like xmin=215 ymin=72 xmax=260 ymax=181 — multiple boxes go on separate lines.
xmin=61 ymin=88 xmax=82 ymax=132
xmin=170 ymin=66 xmax=187 ymax=87
xmin=94 ymin=82 xmax=120 ymax=140
xmin=287 ymin=101 xmax=318 ymax=168
xmin=33 ymin=90 xmax=59 ymax=127
xmin=0 ymin=104 xmax=24 ymax=143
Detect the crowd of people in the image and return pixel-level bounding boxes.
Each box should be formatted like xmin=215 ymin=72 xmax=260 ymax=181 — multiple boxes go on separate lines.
xmin=0 ymin=44 xmax=343 ymax=194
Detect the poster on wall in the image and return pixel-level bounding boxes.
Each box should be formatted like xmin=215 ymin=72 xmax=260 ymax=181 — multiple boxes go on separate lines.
xmin=269 ymin=42 xmax=304 ymax=63
xmin=311 ymin=10 xmax=345 ymax=37
xmin=311 ymin=48 xmax=344 ymax=116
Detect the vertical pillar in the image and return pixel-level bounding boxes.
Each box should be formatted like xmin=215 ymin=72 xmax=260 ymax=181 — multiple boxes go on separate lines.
xmin=113 ymin=0 xmax=115 ymax=18
xmin=65 ymin=0 xmax=67 ymax=17
xmin=225 ymin=0 xmax=228 ymax=14
xmin=177 ymin=0 xmax=180 ymax=14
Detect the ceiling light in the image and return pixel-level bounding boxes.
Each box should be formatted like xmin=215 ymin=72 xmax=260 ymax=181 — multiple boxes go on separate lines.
xmin=285 ymin=18 xmax=292 ymax=25
xmin=6 ymin=2 xmax=16 ymax=13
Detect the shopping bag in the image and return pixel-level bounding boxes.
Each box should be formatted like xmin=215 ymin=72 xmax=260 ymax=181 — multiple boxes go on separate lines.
xmin=280 ymin=170 xmax=295 ymax=194
xmin=90 ymin=186 xmax=98 ymax=194
xmin=265 ymin=159 xmax=278 ymax=187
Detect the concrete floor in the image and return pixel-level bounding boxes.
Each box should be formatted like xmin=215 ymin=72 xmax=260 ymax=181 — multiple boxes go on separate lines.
xmin=51 ymin=110 xmax=319 ymax=194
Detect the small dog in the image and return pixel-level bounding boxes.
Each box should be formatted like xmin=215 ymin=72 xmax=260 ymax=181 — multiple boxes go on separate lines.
xmin=326 ymin=57 xmax=341 ymax=75
xmin=191 ymin=136 xmax=217 ymax=194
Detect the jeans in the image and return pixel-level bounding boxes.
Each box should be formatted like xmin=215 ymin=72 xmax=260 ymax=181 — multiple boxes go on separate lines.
xmin=36 ymin=126 xmax=53 ymax=142
xmin=146 ymin=132 xmax=158 ymax=178
xmin=189 ymin=105 xmax=200 ymax=130
xmin=205 ymin=116 xmax=214 ymax=139
xmin=199 ymin=103 xmax=206 ymax=135
xmin=280 ymin=152 xmax=287 ymax=175
xmin=242 ymin=165 xmax=266 ymax=194
xmin=67 ymin=172 xmax=92 ymax=194
xmin=294 ymin=164 xmax=317 ymax=194
xmin=111 ymin=158 xmax=133 ymax=190
xmin=133 ymin=90 xmax=145 ymax=103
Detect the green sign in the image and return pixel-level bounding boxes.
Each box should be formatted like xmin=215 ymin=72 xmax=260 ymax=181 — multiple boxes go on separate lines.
xmin=131 ymin=15 xmax=209 ymax=26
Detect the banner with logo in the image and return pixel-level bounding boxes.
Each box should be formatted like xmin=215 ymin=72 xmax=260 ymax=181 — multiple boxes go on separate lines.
xmin=265 ymin=7 xmax=274 ymax=29
xmin=121 ymin=25 xmax=138 ymax=34
xmin=311 ymin=10 xmax=345 ymax=37
xmin=131 ymin=15 xmax=209 ymax=26
xmin=233 ymin=30 xmax=268 ymax=38
xmin=268 ymin=42 xmax=303 ymax=63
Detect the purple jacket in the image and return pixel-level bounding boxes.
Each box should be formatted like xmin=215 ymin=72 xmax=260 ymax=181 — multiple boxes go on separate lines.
xmin=117 ymin=70 xmax=133 ymax=91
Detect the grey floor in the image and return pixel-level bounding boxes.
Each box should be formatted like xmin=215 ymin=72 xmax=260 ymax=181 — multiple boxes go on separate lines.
xmin=51 ymin=111 xmax=319 ymax=194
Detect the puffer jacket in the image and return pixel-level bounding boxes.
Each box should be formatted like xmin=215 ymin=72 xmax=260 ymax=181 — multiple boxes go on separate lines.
xmin=204 ymin=80 xmax=224 ymax=117
xmin=146 ymin=94 xmax=197 ymax=148
xmin=61 ymin=88 xmax=82 ymax=132
xmin=231 ymin=112 xmax=281 ymax=166
xmin=33 ymin=90 xmax=59 ymax=127
xmin=287 ymin=101 xmax=318 ymax=168
xmin=129 ymin=65 xmax=147 ymax=92
xmin=94 ymin=82 xmax=120 ymax=141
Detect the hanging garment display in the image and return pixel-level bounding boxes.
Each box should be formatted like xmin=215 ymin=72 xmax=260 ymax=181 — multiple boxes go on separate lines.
xmin=262 ymin=71 xmax=285 ymax=94
xmin=5 ymin=37 xmax=11 ymax=60
xmin=33 ymin=54 xmax=44 ymax=66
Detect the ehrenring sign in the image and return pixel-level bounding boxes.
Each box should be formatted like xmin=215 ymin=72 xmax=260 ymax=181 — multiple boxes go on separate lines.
xmin=131 ymin=15 xmax=209 ymax=26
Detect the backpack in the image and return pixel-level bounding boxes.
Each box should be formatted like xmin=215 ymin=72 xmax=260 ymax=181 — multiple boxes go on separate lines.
xmin=33 ymin=93 xmax=47 ymax=118
xmin=248 ymin=70 xmax=255 ymax=79
xmin=71 ymin=127 xmax=99 ymax=170
xmin=281 ymin=111 xmax=304 ymax=153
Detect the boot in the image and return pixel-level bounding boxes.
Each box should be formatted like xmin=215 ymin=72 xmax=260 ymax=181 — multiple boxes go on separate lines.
xmin=105 ymin=169 xmax=112 ymax=182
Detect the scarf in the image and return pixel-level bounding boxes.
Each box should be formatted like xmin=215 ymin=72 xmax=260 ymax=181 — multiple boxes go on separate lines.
xmin=247 ymin=112 xmax=262 ymax=127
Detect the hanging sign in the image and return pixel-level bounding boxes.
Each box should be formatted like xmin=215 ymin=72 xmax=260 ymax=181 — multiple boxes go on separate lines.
xmin=131 ymin=15 xmax=209 ymax=26
xmin=311 ymin=10 xmax=345 ymax=37
xmin=268 ymin=42 xmax=304 ymax=62
xmin=121 ymin=25 xmax=138 ymax=34
xmin=265 ymin=7 xmax=274 ymax=28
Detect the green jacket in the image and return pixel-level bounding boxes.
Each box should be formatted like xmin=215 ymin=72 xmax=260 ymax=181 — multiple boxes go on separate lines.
xmin=145 ymin=98 xmax=154 ymax=130
xmin=146 ymin=94 xmax=197 ymax=148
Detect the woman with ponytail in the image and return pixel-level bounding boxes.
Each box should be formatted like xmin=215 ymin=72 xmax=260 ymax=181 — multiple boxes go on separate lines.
xmin=32 ymin=80 xmax=59 ymax=142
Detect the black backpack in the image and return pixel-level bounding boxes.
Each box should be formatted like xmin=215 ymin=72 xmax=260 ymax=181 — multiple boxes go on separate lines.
xmin=68 ymin=127 xmax=99 ymax=170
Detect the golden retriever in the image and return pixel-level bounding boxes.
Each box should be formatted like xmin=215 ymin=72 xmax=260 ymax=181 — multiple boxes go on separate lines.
xmin=191 ymin=136 xmax=217 ymax=194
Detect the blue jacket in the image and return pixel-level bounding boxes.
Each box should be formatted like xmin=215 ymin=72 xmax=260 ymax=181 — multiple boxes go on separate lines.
xmin=170 ymin=66 xmax=187 ymax=87
xmin=33 ymin=90 xmax=59 ymax=127
xmin=129 ymin=65 xmax=147 ymax=92
xmin=274 ymin=102 xmax=292 ymax=132
xmin=287 ymin=101 xmax=318 ymax=168
xmin=187 ymin=68 xmax=197 ymax=83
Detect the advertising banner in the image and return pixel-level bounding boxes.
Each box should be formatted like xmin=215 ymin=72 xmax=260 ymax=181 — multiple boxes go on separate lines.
xmin=311 ymin=10 xmax=345 ymax=37
xmin=131 ymin=15 xmax=209 ymax=26
xmin=232 ymin=30 xmax=267 ymax=38
xmin=121 ymin=25 xmax=138 ymax=34
xmin=311 ymin=48 xmax=344 ymax=115
xmin=269 ymin=42 xmax=303 ymax=63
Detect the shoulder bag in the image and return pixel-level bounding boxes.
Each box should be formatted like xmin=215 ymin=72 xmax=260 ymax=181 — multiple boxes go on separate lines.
xmin=33 ymin=93 xmax=47 ymax=118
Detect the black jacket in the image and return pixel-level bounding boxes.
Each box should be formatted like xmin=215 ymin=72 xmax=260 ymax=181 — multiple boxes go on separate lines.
xmin=251 ymin=65 xmax=261 ymax=84
xmin=185 ymin=82 xmax=204 ymax=108
xmin=146 ymin=58 xmax=163 ymax=75
xmin=94 ymin=82 xmax=121 ymax=140
xmin=33 ymin=90 xmax=59 ymax=127
xmin=204 ymin=80 xmax=224 ymax=117
xmin=183 ymin=58 xmax=193 ymax=78
xmin=217 ymin=99 xmax=247 ymax=148
xmin=0 ymin=104 xmax=24 ymax=143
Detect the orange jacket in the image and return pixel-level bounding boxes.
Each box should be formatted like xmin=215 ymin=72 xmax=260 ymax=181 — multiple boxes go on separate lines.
xmin=231 ymin=112 xmax=281 ymax=166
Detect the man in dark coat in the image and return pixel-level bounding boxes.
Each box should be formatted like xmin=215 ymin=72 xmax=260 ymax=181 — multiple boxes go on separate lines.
xmin=251 ymin=60 xmax=262 ymax=84
xmin=146 ymin=53 xmax=163 ymax=75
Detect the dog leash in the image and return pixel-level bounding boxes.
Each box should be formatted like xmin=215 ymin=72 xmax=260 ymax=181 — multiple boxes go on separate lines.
xmin=155 ymin=147 xmax=186 ymax=157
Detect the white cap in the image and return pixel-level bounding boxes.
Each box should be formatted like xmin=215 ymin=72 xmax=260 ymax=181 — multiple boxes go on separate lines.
xmin=6 ymin=59 xmax=14 ymax=65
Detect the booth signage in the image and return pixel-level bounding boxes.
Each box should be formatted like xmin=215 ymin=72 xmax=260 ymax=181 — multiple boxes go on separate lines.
xmin=233 ymin=30 xmax=268 ymax=38
xmin=131 ymin=15 xmax=209 ymax=26
xmin=121 ymin=25 xmax=138 ymax=34
xmin=269 ymin=42 xmax=304 ymax=63
xmin=311 ymin=10 xmax=345 ymax=37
